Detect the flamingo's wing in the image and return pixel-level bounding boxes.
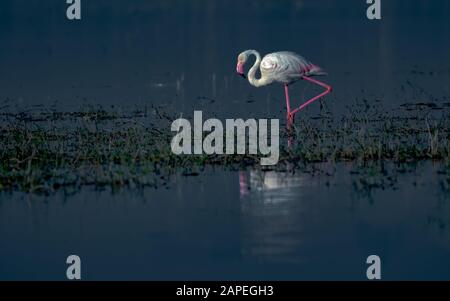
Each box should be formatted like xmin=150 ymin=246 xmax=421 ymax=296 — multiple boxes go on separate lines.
xmin=261 ymin=52 xmax=325 ymax=83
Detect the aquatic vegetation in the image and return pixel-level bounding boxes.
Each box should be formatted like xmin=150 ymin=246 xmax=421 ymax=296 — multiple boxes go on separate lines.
xmin=288 ymin=99 xmax=450 ymax=163
xmin=0 ymin=99 xmax=449 ymax=193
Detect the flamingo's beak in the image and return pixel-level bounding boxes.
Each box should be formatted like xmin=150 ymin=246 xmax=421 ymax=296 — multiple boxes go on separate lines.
xmin=236 ymin=62 xmax=246 ymax=79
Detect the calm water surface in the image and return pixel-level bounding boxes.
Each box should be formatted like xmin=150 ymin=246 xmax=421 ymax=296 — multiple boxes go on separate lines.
xmin=0 ymin=0 xmax=449 ymax=117
xmin=1 ymin=163 xmax=449 ymax=280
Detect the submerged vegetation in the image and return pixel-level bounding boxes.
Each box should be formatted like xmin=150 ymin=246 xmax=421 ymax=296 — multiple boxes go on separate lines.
xmin=0 ymin=99 xmax=449 ymax=193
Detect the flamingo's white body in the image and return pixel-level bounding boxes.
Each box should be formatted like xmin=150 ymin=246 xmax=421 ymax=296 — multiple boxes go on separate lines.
xmin=236 ymin=50 xmax=332 ymax=123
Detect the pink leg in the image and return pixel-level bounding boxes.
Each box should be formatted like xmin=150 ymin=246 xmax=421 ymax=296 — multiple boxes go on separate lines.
xmin=284 ymin=84 xmax=294 ymax=126
xmin=290 ymin=76 xmax=332 ymax=117
xmin=239 ymin=171 xmax=249 ymax=198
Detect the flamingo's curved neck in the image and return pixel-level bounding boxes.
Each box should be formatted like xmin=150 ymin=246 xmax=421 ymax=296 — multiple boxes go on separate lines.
xmin=246 ymin=50 xmax=266 ymax=87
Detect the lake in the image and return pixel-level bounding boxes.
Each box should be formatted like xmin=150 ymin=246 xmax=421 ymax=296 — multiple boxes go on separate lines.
xmin=1 ymin=162 xmax=449 ymax=280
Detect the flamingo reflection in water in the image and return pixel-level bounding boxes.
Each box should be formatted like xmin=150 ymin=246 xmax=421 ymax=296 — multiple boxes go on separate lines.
xmin=238 ymin=167 xmax=313 ymax=262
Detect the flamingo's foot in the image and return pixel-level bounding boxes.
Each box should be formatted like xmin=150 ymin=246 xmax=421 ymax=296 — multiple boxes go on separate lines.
xmin=287 ymin=112 xmax=295 ymax=125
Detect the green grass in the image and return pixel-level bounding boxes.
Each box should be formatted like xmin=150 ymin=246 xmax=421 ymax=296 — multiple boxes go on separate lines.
xmin=0 ymin=100 xmax=449 ymax=193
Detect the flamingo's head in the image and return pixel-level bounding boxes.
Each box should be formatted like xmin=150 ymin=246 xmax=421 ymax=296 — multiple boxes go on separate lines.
xmin=236 ymin=52 xmax=247 ymax=79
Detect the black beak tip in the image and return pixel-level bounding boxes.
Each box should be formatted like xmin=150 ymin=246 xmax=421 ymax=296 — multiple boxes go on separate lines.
xmin=239 ymin=73 xmax=246 ymax=79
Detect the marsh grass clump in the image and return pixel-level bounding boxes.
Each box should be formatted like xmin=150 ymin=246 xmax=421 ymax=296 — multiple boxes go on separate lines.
xmin=0 ymin=100 xmax=449 ymax=193
xmin=288 ymin=99 xmax=450 ymax=163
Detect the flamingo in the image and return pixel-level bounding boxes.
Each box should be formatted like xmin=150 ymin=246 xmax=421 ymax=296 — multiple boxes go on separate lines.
xmin=236 ymin=50 xmax=332 ymax=124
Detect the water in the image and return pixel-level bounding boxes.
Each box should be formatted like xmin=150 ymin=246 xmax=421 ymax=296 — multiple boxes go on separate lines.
xmin=1 ymin=0 xmax=449 ymax=117
xmin=1 ymin=0 xmax=450 ymax=280
xmin=1 ymin=163 xmax=449 ymax=280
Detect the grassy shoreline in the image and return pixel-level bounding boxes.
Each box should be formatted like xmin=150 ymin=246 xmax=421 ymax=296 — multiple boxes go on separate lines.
xmin=0 ymin=101 xmax=449 ymax=193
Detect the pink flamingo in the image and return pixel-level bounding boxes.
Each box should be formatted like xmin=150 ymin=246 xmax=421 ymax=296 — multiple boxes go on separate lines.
xmin=236 ymin=50 xmax=332 ymax=124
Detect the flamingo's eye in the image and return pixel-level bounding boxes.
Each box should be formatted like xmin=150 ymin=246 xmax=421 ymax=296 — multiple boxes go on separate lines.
xmin=238 ymin=54 xmax=245 ymax=62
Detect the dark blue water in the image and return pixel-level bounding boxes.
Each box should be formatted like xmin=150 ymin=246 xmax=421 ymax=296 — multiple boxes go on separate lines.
xmin=1 ymin=0 xmax=450 ymax=280
xmin=1 ymin=163 xmax=449 ymax=280
xmin=1 ymin=0 xmax=449 ymax=117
